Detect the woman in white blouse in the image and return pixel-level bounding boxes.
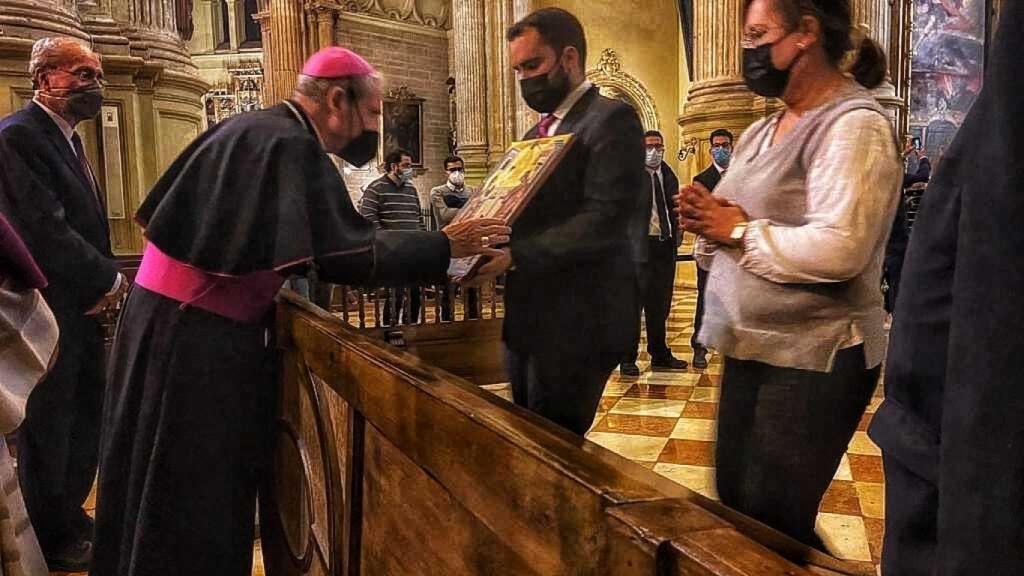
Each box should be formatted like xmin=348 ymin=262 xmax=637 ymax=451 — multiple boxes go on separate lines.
xmin=677 ymin=0 xmax=901 ymax=551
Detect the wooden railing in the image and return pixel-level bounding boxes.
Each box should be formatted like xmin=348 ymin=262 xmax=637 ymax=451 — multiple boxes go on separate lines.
xmin=262 ymin=292 xmax=871 ymax=576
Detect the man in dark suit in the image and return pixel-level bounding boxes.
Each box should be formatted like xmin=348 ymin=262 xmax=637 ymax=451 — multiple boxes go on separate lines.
xmin=870 ymin=5 xmax=1024 ymax=573
xmin=0 ymin=37 xmax=124 ymax=571
xmin=620 ymin=130 xmax=686 ymax=377
xmin=477 ymin=8 xmax=644 ymax=435
xmin=690 ymin=128 xmax=733 ymax=370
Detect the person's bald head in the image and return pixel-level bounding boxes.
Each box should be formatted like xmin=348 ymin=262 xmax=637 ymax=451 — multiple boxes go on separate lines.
xmin=30 ymin=38 xmax=105 ymax=126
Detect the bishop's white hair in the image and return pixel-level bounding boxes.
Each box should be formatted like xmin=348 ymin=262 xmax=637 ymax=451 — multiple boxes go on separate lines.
xmin=293 ymin=73 xmax=381 ymax=105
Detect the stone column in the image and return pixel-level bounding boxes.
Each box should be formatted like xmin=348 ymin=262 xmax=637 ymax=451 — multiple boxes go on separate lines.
xmin=264 ymin=0 xmax=305 ymax=103
xmin=679 ymin=0 xmax=757 ymax=182
xmin=511 ymin=0 xmax=536 ymax=136
xmin=254 ymin=0 xmax=274 ymax=102
xmin=477 ymin=0 xmax=535 ymax=170
xmin=889 ymin=0 xmax=913 ymax=137
xmin=311 ymin=4 xmax=336 ymax=50
xmin=188 ymin=0 xmax=219 ymax=53
xmin=452 ymin=0 xmax=490 ymax=181
xmin=851 ymin=0 xmax=904 ymax=127
xmin=226 ymin=0 xmax=242 ymax=49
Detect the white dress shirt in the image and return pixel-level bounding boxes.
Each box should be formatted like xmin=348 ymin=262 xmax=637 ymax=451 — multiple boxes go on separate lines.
xmin=33 ymin=98 xmax=75 ymax=149
xmin=647 ymin=167 xmax=666 ymax=237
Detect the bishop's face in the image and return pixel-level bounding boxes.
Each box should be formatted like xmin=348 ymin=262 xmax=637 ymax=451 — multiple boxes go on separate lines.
xmin=322 ymin=81 xmax=382 ymax=166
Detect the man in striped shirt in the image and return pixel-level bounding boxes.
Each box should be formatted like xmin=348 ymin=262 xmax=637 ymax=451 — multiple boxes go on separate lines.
xmin=360 ymin=148 xmax=424 ymax=324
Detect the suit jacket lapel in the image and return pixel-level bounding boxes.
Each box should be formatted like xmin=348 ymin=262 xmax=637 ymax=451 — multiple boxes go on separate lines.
xmin=554 ymin=86 xmax=598 ymax=137
xmin=26 ymin=103 xmax=105 ymax=219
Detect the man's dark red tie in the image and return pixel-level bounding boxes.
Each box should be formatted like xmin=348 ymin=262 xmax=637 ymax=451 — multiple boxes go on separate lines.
xmin=537 ymin=114 xmax=556 ymax=138
xmin=70 ymin=132 xmax=103 ymax=210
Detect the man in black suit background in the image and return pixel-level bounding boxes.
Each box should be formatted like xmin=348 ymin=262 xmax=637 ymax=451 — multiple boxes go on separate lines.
xmin=476 ymin=8 xmax=644 ymax=435
xmin=690 ymin=128 xmax=733 ymax=370
xmin=621 ymin=130 xmax=687 ymax=377
xmin=0 ymin=37 xmax=124 ymax=571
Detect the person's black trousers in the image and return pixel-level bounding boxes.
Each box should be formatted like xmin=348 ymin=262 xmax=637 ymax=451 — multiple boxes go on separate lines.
xmin=691 ymin=265 xmax=709 ymax=352
xmin=879 ymin=453 xmax=937 ymax=576
xmin=18 ymin=312 xmax=104 ymax=558
xmin=627 ymin=238 xmax=677 ymax=363
xmin=505 ymin=347 xmax=617 ymax=436
xmin=716 ymin=346 xmax=878 ymax=549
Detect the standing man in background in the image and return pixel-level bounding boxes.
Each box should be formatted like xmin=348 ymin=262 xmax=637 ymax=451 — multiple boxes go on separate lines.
xmin=476 ymin=8 xmax=645 ymax=435
xmin=431 ymin=155 xmax=480 ymax=320
xmin=690 ymin=128 xmax=733 ymax=370
xmin=621 ymin=130 xmax=686 ymax=377
xmin=0 ymin=37 xmax=126 ymax=572
xmin=360 ymin=148 xmax=424 ymax=324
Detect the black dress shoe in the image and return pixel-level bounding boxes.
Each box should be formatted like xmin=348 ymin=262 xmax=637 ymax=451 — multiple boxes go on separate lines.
xmin=651 ymin=356 xmax=688 ymax=371
xmin=47 ymin=538 xmax=92 ymax=572
xmin=692 ymin=348 xmax=709 ymax=370
xmin=620 ymin=362 xmax=641 ymax=377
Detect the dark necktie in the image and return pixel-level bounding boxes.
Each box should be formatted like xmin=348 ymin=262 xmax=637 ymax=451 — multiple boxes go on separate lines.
xmin=652 ymin=171 xmax=671 ymax=241
xmin=537 ymin=114 xmax=556 ymax=138
xmin=70 ymin=133 xmax=102 ymax=210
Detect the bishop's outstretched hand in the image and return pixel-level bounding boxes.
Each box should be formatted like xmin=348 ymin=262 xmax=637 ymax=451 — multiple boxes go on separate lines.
xmin=442 ymin=218 xmax=511 ymax=259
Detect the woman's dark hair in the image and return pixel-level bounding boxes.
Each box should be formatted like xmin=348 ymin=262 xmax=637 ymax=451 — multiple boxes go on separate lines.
xmin=747 ymin=0 xmax=887 ymax=89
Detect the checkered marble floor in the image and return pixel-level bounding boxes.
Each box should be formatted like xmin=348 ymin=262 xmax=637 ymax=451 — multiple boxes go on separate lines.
xmin=581 ymin=266 xmax=885 ymax=572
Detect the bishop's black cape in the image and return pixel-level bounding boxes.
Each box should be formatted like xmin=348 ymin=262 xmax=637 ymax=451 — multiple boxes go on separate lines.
xmin=91 ymin=102 xmax=449 ymax=576
xmin=868 ymin=4 xmax=1024 ymax=575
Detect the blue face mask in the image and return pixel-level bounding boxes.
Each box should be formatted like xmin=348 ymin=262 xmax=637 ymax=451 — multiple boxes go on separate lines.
xmin=399 ymin=167 xmax=414 ymax=184
xmin=711 ymin=146 xmax=732 ymax=169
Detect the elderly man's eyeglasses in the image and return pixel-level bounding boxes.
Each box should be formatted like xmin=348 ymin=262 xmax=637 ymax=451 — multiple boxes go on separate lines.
xmin=52 ymin=67 xmax=105 ymax=84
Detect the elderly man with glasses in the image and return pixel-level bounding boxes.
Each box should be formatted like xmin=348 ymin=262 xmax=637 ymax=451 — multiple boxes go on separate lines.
xmin=0 ymin=37 xmax=125 ymax=571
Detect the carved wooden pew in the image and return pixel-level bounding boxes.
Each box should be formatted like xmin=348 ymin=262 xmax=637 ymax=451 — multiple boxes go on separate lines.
xmin=262 ymin=292 xmax=869 ymax=576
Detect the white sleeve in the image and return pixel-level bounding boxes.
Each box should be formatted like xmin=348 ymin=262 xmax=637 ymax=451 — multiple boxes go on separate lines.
xmin=737 ymin=109 xmax=901 ymax=284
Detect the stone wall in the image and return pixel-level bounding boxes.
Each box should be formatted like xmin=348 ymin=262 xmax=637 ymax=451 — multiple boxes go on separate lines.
xmin=336 ymin=14 xmax=451 ymax=209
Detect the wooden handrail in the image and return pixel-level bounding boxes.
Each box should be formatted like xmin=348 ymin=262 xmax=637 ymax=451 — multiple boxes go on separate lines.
xmin=262 ymin=291 xmax=871 ymax=576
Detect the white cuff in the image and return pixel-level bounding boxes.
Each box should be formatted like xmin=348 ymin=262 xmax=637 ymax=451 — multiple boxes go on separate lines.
xmin=106 ymin=272 xmax=125 ymax=296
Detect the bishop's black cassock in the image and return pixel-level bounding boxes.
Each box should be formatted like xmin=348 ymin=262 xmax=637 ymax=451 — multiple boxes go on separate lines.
xmin=91 ymin=101 xmax=450 ymax=576
xmin=868 ymin=4 xmax=1024 ymax=575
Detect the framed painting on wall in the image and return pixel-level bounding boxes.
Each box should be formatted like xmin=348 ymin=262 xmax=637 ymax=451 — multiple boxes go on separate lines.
xmin=380 ymin=87 xmax=425 ymax=168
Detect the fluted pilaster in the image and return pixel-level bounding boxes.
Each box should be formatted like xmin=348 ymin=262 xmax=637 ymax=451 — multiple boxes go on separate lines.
xmin=452 ymin=0 xmax=489 ymax=180
xmin=265 ymin=0 xmax=305 ymax=103
xmin=851 ymin=0 xmax=904 ymax=127
xmin=511 ymin=0 xmax=535 ymax=136
xmin=310 ymin=4 xmax=336 ymax=51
